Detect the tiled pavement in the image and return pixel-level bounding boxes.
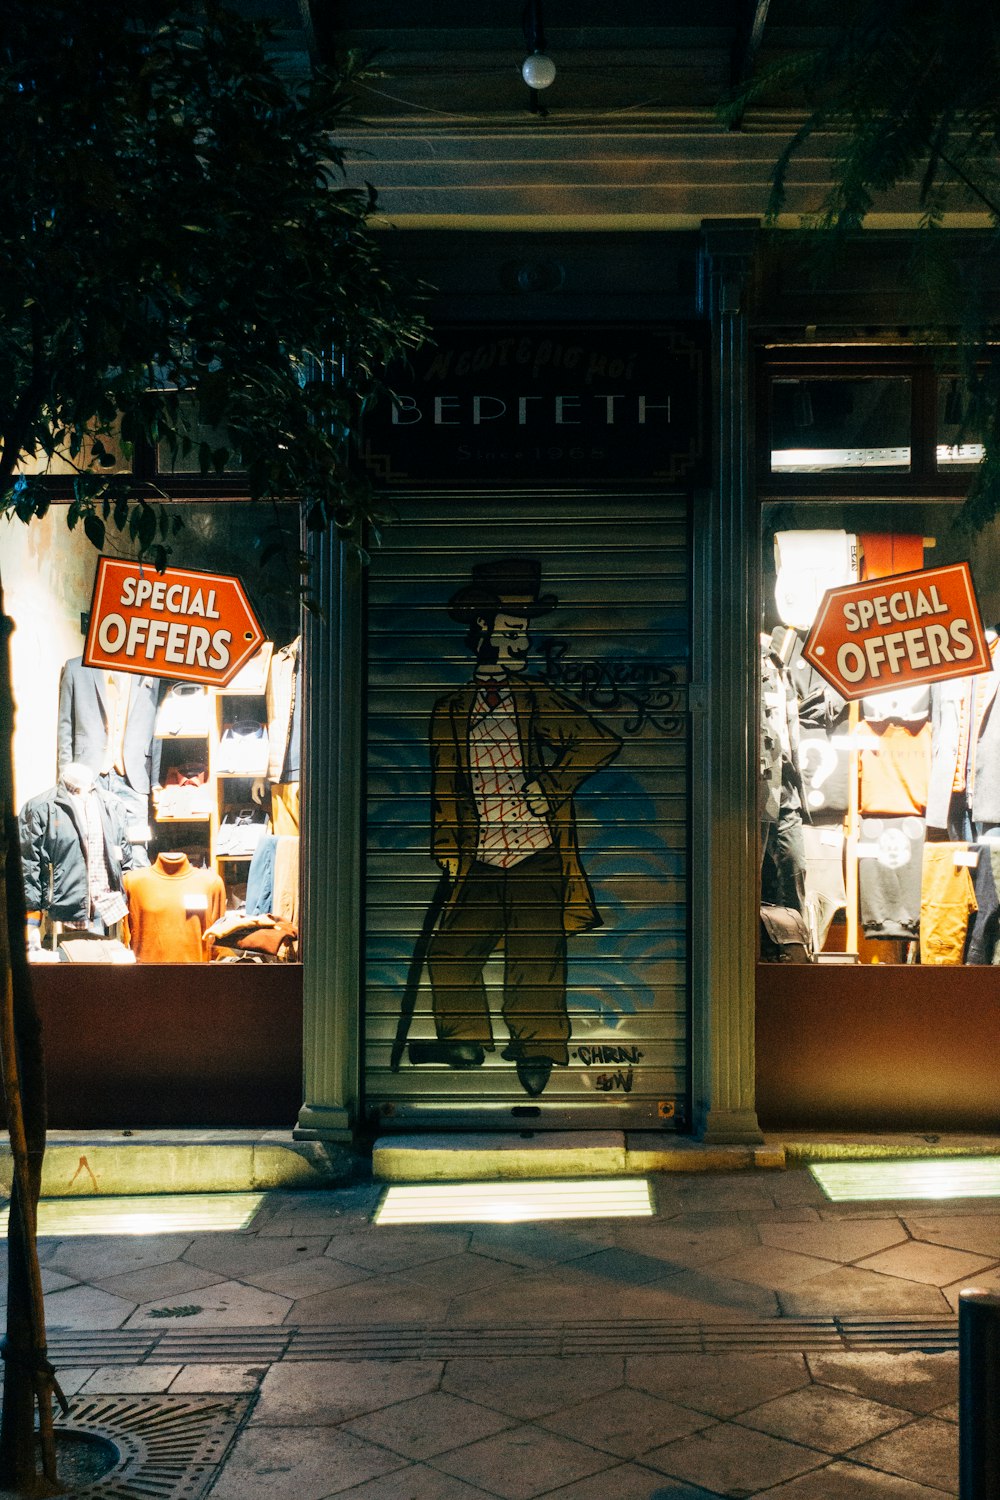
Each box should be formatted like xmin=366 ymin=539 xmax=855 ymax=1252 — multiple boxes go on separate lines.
xmin=8 ymin=1167 xmax=1000 ymax=1498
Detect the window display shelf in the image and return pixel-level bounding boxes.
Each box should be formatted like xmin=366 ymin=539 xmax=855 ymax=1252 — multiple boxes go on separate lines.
xmin=148 ymin=659 xmax=275 ymax=879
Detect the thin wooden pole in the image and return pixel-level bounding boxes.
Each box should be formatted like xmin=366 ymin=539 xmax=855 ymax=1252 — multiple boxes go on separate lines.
xmin=0 ymin=596 xmax=64 ymax=1493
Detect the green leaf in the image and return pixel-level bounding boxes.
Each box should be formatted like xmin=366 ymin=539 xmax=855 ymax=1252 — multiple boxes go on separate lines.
xmin=137 ymin=504 xmax=157 ymax=552
xmin=0 ymin=0 xmax=425 ymax=561
xmin=83 ymin=514 xmax=106 ymax=551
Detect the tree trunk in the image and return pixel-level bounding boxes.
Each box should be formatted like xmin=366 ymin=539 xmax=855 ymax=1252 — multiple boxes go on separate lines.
xmin=0 ymin=583 xmax=59 ymax=1494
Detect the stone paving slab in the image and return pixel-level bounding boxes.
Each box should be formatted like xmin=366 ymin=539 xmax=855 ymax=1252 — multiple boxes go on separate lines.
xmin=35 ymin=1351 xmax=962 ymax=1497
xmin=3 ymin=1169 xmax=994 ymax=1496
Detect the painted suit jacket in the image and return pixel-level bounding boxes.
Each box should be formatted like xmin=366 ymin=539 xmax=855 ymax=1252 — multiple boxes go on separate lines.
xmin=429 ymin=674 xmax=622 ymax=932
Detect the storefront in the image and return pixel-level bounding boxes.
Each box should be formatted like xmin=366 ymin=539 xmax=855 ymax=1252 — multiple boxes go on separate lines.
xmin=2 ymin=490 xmax=304 ymax=1126
xmin=754 ymin=343 xmax=1000 ymax=1131
xmin=6 ymin=226 xmax=996 ymax=1144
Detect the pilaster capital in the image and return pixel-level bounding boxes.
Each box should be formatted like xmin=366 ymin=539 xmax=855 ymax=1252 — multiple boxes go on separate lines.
xmin=700 ymin=218 xmax=761 ymax=317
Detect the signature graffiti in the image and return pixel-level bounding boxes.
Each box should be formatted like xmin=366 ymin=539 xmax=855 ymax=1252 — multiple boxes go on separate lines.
xmin=575 ymin=1045 xmax=644 ymax=1093
xmin=595 ymin=1068 xmax=635 ymax=1092
xmin=541 ymin=639 xmax=686 ymax=736
xmin=574 ymin=1045 xmax=644 ymax=1067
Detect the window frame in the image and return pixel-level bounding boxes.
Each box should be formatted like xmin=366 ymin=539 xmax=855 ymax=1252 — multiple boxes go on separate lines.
xmin=757 ymin=347 xmax=970 ymax=499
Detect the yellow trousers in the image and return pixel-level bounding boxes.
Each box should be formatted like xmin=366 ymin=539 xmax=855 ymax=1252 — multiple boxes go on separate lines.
xmin=920 ymin=843 xmax=977 ymax=965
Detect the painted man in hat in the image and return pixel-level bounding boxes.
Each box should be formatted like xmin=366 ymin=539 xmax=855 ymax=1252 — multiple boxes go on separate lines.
xmin=412 ymin=557 xmax=622 ymax=1097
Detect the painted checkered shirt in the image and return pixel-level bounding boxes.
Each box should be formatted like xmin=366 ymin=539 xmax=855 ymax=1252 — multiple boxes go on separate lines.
xmin=468 ymin=679 xmax=553 ymax=869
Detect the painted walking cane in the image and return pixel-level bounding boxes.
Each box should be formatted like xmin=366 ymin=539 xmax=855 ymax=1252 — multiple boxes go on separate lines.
xmin=389 ymin=869 xmax=451 ymax=1073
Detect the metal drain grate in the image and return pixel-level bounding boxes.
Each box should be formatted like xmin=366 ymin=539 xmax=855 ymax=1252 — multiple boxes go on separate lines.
xmin=53 ymin=1393 xmax=251 ymax=1499
xmin=44 ymin=1318 xmax=959 ymax=1369
xmin=285 ymin=1317 xmax=960 ymax=1359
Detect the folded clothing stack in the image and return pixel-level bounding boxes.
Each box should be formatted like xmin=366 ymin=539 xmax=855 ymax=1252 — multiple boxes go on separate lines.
xmin=217 ymin=721 xmax=269 ymax=775
xmin=59 ymin=938 xmax=136 ymax=964
xmin=216 ymin=805 xmax=270 ymax=855
xmin=155 ymin=763 xmax=212 ymax=818
xmin=156 ymin=683 xmax=212 ymax=737
xmin=203 ymin=911 xmax=297 ymax=959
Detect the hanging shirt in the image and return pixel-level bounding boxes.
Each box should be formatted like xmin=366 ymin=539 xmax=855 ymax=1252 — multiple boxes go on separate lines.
xmin=857 ymin=721 xmax=933 ymax=816
xmin=123 ymin=858 xmax=226 ymax=962
xmin=859 ymin=532 xmax=924 ymax=581
xmin=103 ymin=672 xmax=130 ymax=776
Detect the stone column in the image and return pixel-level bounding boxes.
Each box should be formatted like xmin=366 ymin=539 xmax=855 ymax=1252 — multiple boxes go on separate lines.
xmin=690 ymin=219 xmax=764 ymax=1144
xmin=294 ymin=523 xmax=362 ymax=1141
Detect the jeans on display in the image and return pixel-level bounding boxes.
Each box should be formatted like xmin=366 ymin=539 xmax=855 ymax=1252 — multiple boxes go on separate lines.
xmin=246 ymin=835 xmax=279 ymax=916
xmin=966 ymin=843 xmax=1000 ymax=965
xmin=761 ymin=805 xmax=807 ymax=914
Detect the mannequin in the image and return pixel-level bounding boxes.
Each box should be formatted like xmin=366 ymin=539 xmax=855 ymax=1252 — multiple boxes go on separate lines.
xmin=759 ymin=632 xmax=807 ymax=913
xmin=122 ymin=852 xmax=225 ymax=962
xmin=19 ymin=761 xmax=133 ymax=938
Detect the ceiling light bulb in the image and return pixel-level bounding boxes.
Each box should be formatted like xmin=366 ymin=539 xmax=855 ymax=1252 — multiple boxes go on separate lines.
xmin=521 ymin=52 xmax=556 ymax=89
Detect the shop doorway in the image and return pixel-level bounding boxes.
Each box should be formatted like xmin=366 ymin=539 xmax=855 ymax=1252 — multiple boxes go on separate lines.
xmin=363 ymin=491 xmax=692 ymax=1129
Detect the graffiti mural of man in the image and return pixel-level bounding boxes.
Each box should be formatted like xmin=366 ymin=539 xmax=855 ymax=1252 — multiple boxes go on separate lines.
xmin=408 ymin=558 xmax=622 ymax=1097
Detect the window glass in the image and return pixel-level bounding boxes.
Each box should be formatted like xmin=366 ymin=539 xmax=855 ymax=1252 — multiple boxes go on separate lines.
xmin=770 ymin=377 xmax=911 ymax=473
xmin=937 ymin=376 xmax=985 ymax=470
xmin=758 ymin=499 xmax=1000 ymax=968
xmin=156 ymin=394 xmax=244 ymax=475
xmin=2 ymin=502 xmax=301 ymax=964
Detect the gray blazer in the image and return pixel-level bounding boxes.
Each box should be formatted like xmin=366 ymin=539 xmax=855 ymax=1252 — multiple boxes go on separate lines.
xmin=57 ymin=657 xmax=162 ymax=794
xmin=972 ymin=669 xmax=1000 ymax=828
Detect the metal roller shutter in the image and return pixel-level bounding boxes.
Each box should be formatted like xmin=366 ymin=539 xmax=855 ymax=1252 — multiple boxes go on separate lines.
xmin=364 ymin=491 xmax=690 ymax=1129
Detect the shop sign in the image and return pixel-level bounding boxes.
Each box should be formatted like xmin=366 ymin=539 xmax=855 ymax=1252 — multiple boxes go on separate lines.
xmin=362 ymin=323 xmax=709 ymax=485
xmin=802 ymin=561 xmax=991 ymax=700
xmin=83 ymin=558 xmax=265 ymax=687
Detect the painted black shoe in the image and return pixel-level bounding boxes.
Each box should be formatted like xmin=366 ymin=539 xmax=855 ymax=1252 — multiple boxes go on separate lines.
xmin=408 ymin=1041 xmax=485 ymax=1069
xmin=515 ymin=1056 xmax=553 ymax=1096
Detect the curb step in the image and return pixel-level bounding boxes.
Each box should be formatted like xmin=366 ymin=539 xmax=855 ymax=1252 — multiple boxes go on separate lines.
xmin=372 ymin=1132 xmax=786 ymax=1181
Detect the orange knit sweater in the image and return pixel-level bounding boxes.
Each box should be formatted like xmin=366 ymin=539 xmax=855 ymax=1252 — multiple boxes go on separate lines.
xmin=123 ymin=857 xmax=226 ymax=963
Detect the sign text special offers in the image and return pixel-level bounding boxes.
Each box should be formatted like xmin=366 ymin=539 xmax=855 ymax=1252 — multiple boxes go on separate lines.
xmin=83 ymin=558 xmax=264 ymax=687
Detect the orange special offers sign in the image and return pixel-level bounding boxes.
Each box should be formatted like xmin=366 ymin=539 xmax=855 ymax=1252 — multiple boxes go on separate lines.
xmin=802 ymin=562 xmax=991 ymax=701
xmin=83 ymin=558 xmax=265 ymax=687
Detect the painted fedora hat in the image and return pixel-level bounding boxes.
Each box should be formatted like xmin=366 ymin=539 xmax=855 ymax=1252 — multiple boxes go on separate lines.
xmin=447 ymin=557 xmax=558 ymax=623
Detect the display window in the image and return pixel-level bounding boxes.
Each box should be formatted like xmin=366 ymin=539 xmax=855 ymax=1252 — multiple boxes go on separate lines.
xmin=758 ymin=498 xmax=1000 ymax=968
xmin=3 ymin=502 xmax=302 ymax=966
